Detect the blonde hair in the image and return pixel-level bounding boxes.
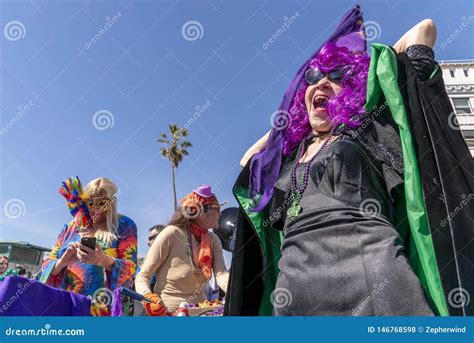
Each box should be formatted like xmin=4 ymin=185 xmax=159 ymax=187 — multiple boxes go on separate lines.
xmin=83 ymin=177 xmax=119 ymax=245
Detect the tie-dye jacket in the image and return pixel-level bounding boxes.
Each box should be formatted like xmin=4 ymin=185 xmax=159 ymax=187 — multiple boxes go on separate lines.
xmin=39 ymin=215 xmax=137 ymax=315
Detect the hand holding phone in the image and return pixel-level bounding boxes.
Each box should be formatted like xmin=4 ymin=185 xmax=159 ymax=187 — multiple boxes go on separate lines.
xmin=80 ymin=237 xmax=97 ymax=250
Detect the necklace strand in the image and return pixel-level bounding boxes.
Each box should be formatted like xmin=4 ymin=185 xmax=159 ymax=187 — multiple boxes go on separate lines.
xmin=185 ymin=229 xmax=202 ymax=275
xmin=287 ymin=130 xmax=336 ymax=219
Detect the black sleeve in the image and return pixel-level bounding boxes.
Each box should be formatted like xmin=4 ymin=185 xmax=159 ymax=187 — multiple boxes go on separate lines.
xmin=404 ymin=44 xmax=436 ymax=81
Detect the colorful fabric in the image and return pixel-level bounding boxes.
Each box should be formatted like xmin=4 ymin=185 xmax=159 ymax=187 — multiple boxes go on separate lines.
xmin=394 ymin=47 xmax=474 ymax=315
xmin=365 ymin=43 xmax=447 ymax=315
xmin=39 ymin=215 xmax=137 ymax=316
xmin=0 ymin=269 xmax=19 ymax=281
xmin=180 ymin=185 xmax=219 ymax=279
xmin=0 ymin=276 xmax=91 ymax=316
xmin=189 ymin=223 xmax=213 ymax=279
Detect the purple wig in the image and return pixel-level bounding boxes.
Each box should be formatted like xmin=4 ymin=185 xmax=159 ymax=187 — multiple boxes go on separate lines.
xmin=248 ymin=5 xmax=367 ymax=212
xmin=282 ymin=42 xmax=370 ymax=155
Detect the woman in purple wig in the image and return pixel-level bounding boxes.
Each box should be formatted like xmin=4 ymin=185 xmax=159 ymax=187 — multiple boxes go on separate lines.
xmin=236 ymin=19 xmax=438 ymax=316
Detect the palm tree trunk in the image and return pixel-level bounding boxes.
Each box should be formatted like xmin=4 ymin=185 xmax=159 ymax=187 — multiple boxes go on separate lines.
xmin=171 ymin=164 xmax=177 ymax=210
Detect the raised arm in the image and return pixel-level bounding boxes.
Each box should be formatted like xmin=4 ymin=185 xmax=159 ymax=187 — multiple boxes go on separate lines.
xmin=240 ymin=130 xmax=271 ymax=167
xmin=393 ymin=19 xmax=437 ymax=53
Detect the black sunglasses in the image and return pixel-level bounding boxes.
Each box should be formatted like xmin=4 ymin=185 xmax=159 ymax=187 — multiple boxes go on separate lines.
xmin=148 ymin=234 xmax=158 ymax=241
xmin=305 ymin=65 xmax=349 ymax=85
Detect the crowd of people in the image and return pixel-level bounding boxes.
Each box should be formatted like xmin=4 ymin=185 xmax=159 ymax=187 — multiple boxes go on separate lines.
xmin=36 ymin=178 xmax=229 ymax=316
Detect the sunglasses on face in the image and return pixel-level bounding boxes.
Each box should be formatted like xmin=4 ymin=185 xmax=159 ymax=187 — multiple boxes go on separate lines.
xmin=207 ymin=206 xmax=221 ymax=216
xmin=85 ymin=197 xmax=111 ymax=209
xmin=148 ymin=234 xmax=158 ymax=242
xmin=305 ymin=66 xmax=348 ymax=85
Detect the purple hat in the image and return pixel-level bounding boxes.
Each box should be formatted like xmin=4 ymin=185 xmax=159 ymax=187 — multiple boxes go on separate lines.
xmin=193 ymin=184 xmax=215 ymax=198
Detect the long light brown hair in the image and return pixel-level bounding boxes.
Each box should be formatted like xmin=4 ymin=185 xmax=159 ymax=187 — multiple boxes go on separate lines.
xmin=167 ymin=207 xmax=191 ymax=229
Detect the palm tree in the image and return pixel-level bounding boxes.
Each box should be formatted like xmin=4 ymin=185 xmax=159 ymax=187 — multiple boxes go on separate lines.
xmin=158 ymin=124 xmax=192 ymax=210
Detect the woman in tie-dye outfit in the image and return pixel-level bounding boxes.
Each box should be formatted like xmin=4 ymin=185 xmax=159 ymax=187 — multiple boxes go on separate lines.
xmin=39 ymin=177 xmax=137 ymax=316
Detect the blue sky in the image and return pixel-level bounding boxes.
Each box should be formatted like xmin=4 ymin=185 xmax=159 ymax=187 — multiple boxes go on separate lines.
xmin=1 ymin=0 xmax=473 ymax=257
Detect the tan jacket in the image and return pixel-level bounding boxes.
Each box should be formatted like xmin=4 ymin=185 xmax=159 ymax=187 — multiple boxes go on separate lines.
xmin=135 ymin=225 xmax=229 ymax=312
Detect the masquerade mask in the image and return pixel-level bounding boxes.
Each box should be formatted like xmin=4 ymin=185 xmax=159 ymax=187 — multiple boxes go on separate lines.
xmin=85 ymin=197 xmax=111 ymax=209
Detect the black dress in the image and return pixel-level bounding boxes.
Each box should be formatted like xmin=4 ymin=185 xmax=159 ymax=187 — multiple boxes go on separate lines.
xmin=270 ymin=136 xmax=434 ymax=316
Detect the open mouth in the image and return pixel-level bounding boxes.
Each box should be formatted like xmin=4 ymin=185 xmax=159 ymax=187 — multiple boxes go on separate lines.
xmin=312 ymin=95 xmax=329 ymax=111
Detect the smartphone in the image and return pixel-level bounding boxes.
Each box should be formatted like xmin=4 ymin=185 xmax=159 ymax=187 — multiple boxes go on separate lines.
xmin=80 ymin=237 xmax=96 ymax=250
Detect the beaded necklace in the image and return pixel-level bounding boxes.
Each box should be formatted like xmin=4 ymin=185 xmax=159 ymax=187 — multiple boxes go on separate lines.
xmin=185 ymin=229 xmax=203 ymax=275
xmin=287 ymin=130 xmax=336 ymax=219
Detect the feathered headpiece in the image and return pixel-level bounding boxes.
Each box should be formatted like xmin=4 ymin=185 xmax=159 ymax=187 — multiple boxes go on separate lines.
xmin=59 ymin=176 xmax=92 ymax=228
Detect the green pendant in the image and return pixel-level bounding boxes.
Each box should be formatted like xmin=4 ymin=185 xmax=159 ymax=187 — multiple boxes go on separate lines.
xmin=287 ymin=201 xmax=302 ymax=219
